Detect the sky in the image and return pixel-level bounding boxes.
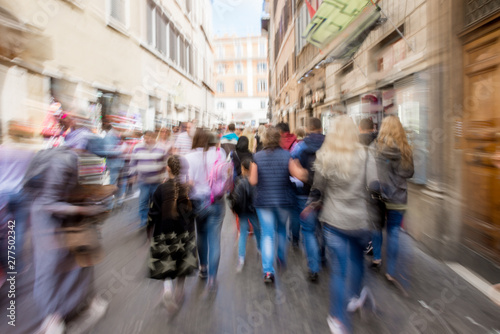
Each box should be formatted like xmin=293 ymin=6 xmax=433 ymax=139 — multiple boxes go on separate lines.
xmin=212 ymin=0 xmax=264 ymax=37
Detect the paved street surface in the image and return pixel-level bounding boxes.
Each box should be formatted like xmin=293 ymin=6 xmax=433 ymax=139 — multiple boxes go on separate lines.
xmin=2 ymin=197 xmax=500 ymax=334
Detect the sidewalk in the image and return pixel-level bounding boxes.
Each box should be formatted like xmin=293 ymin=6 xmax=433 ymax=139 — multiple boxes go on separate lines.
xmin=1 ymin=198 xmax=499 ymax=333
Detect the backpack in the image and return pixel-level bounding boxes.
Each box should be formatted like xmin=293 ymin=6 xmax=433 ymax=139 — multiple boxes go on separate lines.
xmin=208 ymin=149 xmax=234 ymax=203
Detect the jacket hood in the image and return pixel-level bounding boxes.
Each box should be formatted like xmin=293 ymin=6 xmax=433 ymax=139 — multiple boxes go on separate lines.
xmin=378 ymin=144 xmax=402 ymax=160
xmin=303 ymin=133 xmax=325 ymax=153
xmin=360 ymin=132 xmax=377 ymax=146
xmin=280 ymin=132 xmax=297 ymax=150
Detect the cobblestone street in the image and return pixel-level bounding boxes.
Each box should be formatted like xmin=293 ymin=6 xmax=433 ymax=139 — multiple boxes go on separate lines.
xmin=1 ymin=198 xmax=499 ymax=334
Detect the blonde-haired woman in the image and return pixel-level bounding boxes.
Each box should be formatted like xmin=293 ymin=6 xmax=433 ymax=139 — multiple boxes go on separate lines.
xmin=371 ymin=115 xmax=414 ymax=283
xmin=302 ymin=115 xmax=377 ymax=333
xmin=241 ymin=127 xmax=256 ymax=152
xmin=255 ymin=125 xmax=266 ymax=152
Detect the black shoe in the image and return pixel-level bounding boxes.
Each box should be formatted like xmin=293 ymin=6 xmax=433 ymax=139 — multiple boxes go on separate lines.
xmin=307 ymin=271 xmax=319 ymax=282
xmin=264 ymin=272 xmax=275 ymax=284
xmin=199 ymin=267 xmax=208 ymax=279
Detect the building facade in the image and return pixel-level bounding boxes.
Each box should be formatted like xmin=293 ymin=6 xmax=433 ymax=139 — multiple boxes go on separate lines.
xmin=214 ymin=34 xmax=269 ymax=127
xmin=0 ymin=0 xmax=218 ymax=142
xmin=269 ymin=0 xmax=500 ymax=282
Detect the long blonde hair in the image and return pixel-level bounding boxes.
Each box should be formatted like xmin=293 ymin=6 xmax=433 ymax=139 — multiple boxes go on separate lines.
xmin=241 ymin=127 xmax=255 ymax=152
xmin=377 ymin=116 xmax=413 ymax=169
xmin=315 ymin=115 xmax=363 ymax=180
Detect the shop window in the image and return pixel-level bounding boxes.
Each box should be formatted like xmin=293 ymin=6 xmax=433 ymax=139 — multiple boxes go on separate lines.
xmin=237 ymin=101 xmax=243 ymax=109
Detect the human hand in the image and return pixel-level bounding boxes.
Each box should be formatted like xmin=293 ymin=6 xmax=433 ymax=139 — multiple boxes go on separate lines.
xmin=300 ymin=205 xmax=315 ymax=220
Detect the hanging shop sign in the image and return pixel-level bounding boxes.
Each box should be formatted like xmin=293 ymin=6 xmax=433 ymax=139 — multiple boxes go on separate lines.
xmin=303 ymin=0 xmax=372 ymax=49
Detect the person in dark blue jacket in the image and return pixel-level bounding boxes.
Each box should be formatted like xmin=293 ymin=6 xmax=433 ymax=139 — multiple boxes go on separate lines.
xmin=249 ymin=127 xmax=307 ymax=284
xmin=291 ymin=118 xmax=325 ymax=281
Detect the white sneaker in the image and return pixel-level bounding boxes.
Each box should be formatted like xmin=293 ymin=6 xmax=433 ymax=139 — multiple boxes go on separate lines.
xmin=236 ymin=257 xmax=245 ymax=273
xmin=37 ymin=314 xmax=65 ymax=334
xmin=66 ymin=297 xmax=109 ymax=334
xmin=327 ymin=316 xmax=347 ymax=334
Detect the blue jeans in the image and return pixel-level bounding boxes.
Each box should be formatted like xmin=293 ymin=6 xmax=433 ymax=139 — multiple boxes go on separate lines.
xmin=238 ymin=213 xmax=261 ymax=259
xmin=256 ymin=207 xmax=290 ymax=275
xmin=323 ymin=225 xmax=370 ymax=332
xmin=372 ymin=210 xmax=404 ymax=276
xmin=139 ymin=183 xmax=160 ymax=227
xmin=194 ymin=199 xmax=225 ymax=279
xmin=297 ymin=196 xmax=320 ymax=274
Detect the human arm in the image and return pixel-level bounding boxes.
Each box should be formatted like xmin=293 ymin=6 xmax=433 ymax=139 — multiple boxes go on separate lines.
xmin=249 ymin=162 xmax=258 ymax=186
xmin=301 ymin=171 xmax=327 ymax=219
xmin=289 ymin=159 xmax=308 ymax=183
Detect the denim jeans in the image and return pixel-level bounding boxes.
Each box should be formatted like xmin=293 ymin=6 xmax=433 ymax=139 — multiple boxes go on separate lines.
xmin=297 ymin=196 xmax=320 ymax=274
xmin=372 ymin=210 xmax=404 ymax=275
xmin=194 ymin=199 xmax=226 ymax=279
xmin=139 ymin=183 xmax=160 ymax=227
xmin=323 ymin=224 xmax=371 ymax=332
xmin=256 ymin=207 xmax=290 ymax=275
xmin=238 ymin=213 xmax=261 ymax=259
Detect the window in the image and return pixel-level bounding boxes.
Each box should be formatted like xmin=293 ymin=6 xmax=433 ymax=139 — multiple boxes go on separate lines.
xmin=110 ymin=0 xmax=127 ymax=25
xmin=217 ymin=102 xmax=225 ymax=109
xmin=258 ymin=80 xmax=268 ymax=92
xmin=186 ymin=0 xmax=192 ymax=14
xmin=235 ymin=43 xmax=243 ymax=58
xmin=217 ymin=64 xmax=226 ymax=74
xmin=261 ymin=100 xmax=267 ymax=109
xmin=217 ymin=81 xmax=224 ymax=93
xmin=147 ymin=1 xmax=155 ymax=45
xmin=295 ymin=4 xmax=312 ymax=55
xmin=235 ymin=80 xmax=244 ymax=92
xmin=235 ymin=63 xmax=243 ymax=74
xmin=156 ymin=11 xmax=167 ymax=55
xmin=237 ymin=101 xmax=242 ymax=109
xmin=217 ymin=46 xmax=224 ymax=59
xmin=257 ymin=62 xmax=267 ymax=73
xmin=259 ymin=41 xmax=266 ymax=57
xmin=169 ymin=24 xmax=177 ymax=63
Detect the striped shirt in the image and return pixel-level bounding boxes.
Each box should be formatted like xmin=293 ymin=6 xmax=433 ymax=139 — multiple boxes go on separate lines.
xmin=174 ymin=132 xmax=193 ymax=156
xmin=130 ymin=143 xmax=168 ymax=184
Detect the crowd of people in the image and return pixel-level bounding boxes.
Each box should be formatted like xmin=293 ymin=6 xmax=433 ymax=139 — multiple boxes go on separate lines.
xmin=0 ymin=113 xmax=414 ymax=334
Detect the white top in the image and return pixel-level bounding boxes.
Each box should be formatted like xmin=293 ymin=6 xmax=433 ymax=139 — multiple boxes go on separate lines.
xmin=184 ymin=147 xmax=227 ymax=201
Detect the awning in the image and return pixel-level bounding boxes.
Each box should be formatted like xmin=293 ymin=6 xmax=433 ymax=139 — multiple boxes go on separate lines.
xmin=325 ymin=7 xmax=383 ymax=61
xmin=303 ymin=0 xmax=373 ymax=49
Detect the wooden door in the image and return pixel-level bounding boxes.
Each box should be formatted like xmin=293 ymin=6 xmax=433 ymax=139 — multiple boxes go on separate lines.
xmin=462 ymin=28 xmax=500 ymax=263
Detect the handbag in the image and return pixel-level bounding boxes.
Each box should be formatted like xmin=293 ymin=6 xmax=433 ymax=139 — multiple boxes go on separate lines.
xmin=364 ymin=148 xmax=386 ymax=230
xmin=60 ymin=184 xmax=117 ymax=267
